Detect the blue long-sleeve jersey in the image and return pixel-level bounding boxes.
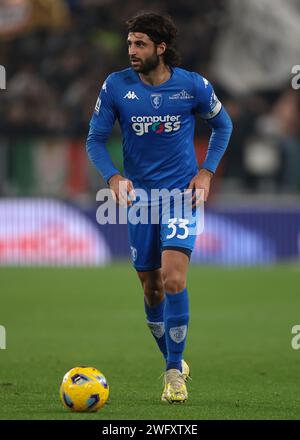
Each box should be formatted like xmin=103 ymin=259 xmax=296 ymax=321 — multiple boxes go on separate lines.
xmin=87 ymin=67 xmax=232 ymax=194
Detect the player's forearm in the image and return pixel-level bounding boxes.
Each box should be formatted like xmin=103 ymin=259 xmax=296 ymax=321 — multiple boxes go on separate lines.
xmin=202 ymin=107 xmax=233 ymax=174
xmin=86 ymin=127 xmax=120 ymax=183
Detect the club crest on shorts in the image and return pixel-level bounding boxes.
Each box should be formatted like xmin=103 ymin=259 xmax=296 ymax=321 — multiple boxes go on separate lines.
xmin=169 ymin=325 xmax=187 ymax=343
xmin=147 ymin=321 xmax=165 ymax=339
xmin=130 ymin=246 xmax=137 ymax=262
xmin=150 ymin=93 xmax=163 ymax=109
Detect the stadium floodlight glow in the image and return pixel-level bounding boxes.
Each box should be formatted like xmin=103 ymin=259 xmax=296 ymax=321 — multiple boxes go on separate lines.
xmin=0 ymin=65 xmax=6 ymax=90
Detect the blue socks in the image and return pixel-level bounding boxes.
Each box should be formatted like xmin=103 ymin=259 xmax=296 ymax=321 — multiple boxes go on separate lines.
xmin=164 ymin=289 xmax=189 ymax=372
xmin=144 ymin=288 xmax=189 ymax=372
xmin=144 ymin=297 xmax=168 ymax=360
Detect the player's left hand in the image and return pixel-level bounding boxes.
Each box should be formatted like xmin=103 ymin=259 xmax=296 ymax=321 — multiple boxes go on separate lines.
xmin=187 ymin=168 xmax=213 ymax=206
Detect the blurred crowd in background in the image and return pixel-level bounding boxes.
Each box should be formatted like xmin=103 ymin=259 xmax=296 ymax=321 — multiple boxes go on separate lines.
xmin=1 ymin=0 xmax=300 ymax=202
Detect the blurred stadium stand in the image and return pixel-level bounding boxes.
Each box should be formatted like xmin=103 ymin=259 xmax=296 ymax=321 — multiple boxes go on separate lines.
xmin=0 ymin=0 xmax=300 ymax=265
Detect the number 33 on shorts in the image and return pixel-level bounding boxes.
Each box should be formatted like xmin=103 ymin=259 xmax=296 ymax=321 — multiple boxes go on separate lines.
xmin=162 ymin=215 xmax=199 ymax=253
xmin=166 ymin=218 xmax=189 ymax=239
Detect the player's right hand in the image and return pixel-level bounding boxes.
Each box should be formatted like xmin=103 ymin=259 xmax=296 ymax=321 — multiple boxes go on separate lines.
xmin=108 ymin=174 xmax=136 ymax=206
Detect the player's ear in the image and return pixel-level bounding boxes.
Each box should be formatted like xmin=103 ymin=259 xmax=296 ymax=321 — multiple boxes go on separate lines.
xmin=157 ymin=42 xmax=166 ymax=56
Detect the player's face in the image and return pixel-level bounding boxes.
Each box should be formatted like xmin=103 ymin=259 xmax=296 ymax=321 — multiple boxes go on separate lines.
xmin=127 ymin=32 xmax=160 ymax=74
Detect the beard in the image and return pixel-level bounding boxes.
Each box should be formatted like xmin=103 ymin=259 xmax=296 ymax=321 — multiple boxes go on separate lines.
xmin=130 ymin=52 xmax=160 ymax=74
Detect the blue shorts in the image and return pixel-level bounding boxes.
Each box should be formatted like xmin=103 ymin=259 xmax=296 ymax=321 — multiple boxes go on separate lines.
xmin=127 ymin=196 xmax=200 ymax=271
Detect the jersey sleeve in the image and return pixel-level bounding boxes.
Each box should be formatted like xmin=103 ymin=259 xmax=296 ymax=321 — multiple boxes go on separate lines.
xmin=89 ymin=74 xmax=117 ymax=132
xmin=193 ymin=74 xmax=222 ymax=120
xmin=86 ymin=74 xmax=120 ymax=183
xmin=193 ymin=73 xmax=233 ymax=173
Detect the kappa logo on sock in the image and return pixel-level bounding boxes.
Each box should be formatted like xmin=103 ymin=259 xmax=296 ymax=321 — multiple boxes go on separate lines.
xmin=169 ymin=325 xmax=187 ymax=344
xmin=147 ymin=321 xmax=165 ymax=339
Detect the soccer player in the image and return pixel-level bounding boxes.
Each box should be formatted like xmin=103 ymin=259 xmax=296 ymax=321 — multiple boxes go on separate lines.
xmin=86 ymin=13 xmax=232 ymax=403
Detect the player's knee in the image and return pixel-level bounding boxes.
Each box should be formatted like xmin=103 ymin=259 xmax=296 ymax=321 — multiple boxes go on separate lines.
xmin=144 ymin=288 xmax=164 ymax=307
xmin=162 ymin=272 xmax=185 ymax=294
xmin=140 ymin=277 xmax=163 ymax=306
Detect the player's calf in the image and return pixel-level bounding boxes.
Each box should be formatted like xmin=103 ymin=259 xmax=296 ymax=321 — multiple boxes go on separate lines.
xmin=138 ymin=270 xmax=168 ymax=360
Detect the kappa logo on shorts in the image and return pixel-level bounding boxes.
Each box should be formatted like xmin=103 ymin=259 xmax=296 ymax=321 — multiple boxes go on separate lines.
xmin=147 ymin=321 xmax=165 ymax=339
xmin=169 ymin=325 xmax=187 ymax=344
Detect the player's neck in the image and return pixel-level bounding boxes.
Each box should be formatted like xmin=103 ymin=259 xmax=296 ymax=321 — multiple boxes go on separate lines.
xmin=139 ymin=63 xmax=171 ymax=87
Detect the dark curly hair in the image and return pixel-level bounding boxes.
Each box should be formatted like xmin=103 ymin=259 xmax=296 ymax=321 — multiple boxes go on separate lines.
xmin=126 ymin=12 xmax=181 ymax=67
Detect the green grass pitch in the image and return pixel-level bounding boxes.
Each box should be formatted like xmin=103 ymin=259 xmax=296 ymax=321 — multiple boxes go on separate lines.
xmin=0 ymin=263 xmax=300 ymax=420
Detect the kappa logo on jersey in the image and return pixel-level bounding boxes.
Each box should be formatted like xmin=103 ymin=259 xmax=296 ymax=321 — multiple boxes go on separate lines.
xmin=169 ymin=325 xmax=187 ymax=344
xmin=203 ymin=77 xmax=209 ymax=88
xmin=124 ymin=91 xmax=139 ymax=100
xmin=150 ymin=93 xmax=163 ymax=109
xmin=131 ymin=115 xmax=181 ymax=136
xmin=102 ymin=81 xmax=107 ymax=92
xmin=169 ymin=89 xmax=194 ymax=100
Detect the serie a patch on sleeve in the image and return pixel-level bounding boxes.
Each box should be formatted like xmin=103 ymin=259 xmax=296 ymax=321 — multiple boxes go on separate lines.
xmin=202 ymin=92 xmax=222 ymax=120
